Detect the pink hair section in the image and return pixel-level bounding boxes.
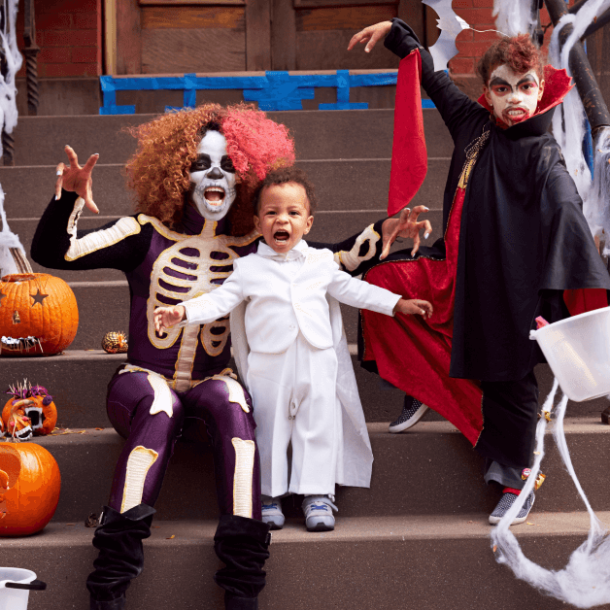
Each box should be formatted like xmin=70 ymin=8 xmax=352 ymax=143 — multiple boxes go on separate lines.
xmin=222 ymin=106 xmax=295 ymax=183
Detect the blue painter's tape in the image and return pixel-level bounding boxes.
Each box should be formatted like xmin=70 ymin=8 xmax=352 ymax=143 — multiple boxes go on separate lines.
xmin=349 ymin=73 xmax=397 ymax=87
xmin=99 ymin=105 xmax=136 ymax=115
xmin=183 ymin=73 xmax=197 ymax=108
xmin=194 ymin=76 xmax=267 ymax=90
xmin=336 ymin=70 xmax=350 ymax=104
xmin=319 ymin=102 xmax=369 ymax=110
xmin=103 ymin=89 xmax=117 ymax=106
xmin=422 ymin=99 xmax=436 ymax=109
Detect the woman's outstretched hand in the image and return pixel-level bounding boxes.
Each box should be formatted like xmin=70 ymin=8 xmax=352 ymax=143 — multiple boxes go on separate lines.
xmin=380 ymin=205 xmax=433 ymax=260
xmin=347 ymin=21 xmax=393 ymax=53
xmin=55 ymin=145 xmax=100 ymax=214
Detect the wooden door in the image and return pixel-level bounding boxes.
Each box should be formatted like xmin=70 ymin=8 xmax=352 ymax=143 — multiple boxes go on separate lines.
xmin=109 ymin=0 xmax=430 ymax=75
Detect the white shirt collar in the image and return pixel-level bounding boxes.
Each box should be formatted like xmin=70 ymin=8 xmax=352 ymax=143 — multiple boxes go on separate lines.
xmin=257 ymin=239 xmax=309 ymax=261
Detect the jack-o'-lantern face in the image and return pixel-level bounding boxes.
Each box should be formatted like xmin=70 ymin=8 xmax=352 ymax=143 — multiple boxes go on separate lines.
xmin=2 ymin=384 xmax=57 ymax=438
xmin=3 ymin=400 xmax=33 ymax=441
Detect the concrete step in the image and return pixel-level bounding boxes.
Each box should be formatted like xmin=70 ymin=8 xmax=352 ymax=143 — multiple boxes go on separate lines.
xmin=1 ymin=349 xmax=608 ymax=428
xmin=9 ymin=109 xmax=451 ymax=166
xmin=8 ymin=208 xmax=444 ymax=284
xmin=0 ymin=349 xmax=404 ymax=427
xmin=1 ymin=159 xmax=450 ymax=221
xmin=12 ymin=417 xmax=610 ymax=523
xmin=7 ymin=514 xmax=610 ymax=610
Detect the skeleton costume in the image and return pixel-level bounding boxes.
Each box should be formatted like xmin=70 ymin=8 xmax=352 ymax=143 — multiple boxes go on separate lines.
xmin=359 ymin=20 xmax=610 ymax=489
xmin=30 ymin=107 xmax=388 ymax=610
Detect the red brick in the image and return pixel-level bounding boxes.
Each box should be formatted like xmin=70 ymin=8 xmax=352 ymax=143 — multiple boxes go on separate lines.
xmin=472 ymin=0 xmax=494 ymax=7
xmin=448 ymin=56 xmax=475 ymax=74
xmin=42 ymin=62 xmax=99 ymax=78
xmin=38 ymin=46 xmax=72 ymax=64
xmin=456 ymin=28 xmax=474 ymax=43
xmin=41 ymin=29 xmax=98 ymax=47
xmin=73 ymin=12 xmax=98 ymax=30
xmin=71 ymin=47 xmax=98 ymax=63
xmin=456 ymin=40 xmax=495 ymax=57
xmin=453 ymin=0 xmax=473 ymax=7
xmin=36 ymin=12 xmax=72 ymax=30
xmin=454 ymin=7 xmax=495 ymax=26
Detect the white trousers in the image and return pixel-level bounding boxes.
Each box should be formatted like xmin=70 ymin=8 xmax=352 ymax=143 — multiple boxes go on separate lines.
xmin=246 ymin=332 xmax=342 ymax=498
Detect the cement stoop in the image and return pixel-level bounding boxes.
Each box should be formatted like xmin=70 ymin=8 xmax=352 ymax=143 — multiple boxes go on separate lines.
xmin=5 ymin=514 xmax=608 ymax=610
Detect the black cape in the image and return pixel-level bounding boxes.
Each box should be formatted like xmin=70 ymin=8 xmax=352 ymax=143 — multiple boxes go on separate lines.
xmin=385 ymin=19 xmax=610 ymax=383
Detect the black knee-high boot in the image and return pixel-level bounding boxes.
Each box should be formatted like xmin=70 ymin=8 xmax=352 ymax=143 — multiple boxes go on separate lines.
xmin=214 ymin=515 xmax=272 ymax=610
xmin=86 ymin=504 xmax=156 ymax=610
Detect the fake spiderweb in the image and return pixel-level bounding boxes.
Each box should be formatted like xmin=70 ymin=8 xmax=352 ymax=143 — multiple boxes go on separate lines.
xmin=491 ymin=378 xmax=610 ymax=608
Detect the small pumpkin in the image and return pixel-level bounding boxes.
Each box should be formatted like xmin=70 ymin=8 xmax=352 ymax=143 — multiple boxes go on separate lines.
xmin=0 ymin=273 xmax=79 ymax=356
xmin=0 ymin=442 xmax=61 ymax=536
xmin=3 ymin=383 xmax=57 ymax=437
xmin=101 ymin=331 xmax=129 ymax=354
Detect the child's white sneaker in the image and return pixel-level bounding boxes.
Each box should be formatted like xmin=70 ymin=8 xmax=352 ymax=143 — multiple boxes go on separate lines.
xmin=261 ymin=496 xmax=285 ymax=530
xmin=302 ymin=495 xmax=337 ymax=532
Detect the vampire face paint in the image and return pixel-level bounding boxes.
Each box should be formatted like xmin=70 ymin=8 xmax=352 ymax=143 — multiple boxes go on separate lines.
xmin=189 ymin=130 xmax=237 ymax=220
xmin=484 ymin=64 xmax=544 ymax=127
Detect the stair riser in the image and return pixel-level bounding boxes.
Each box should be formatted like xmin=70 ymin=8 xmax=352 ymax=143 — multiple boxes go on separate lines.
xmin=8 ymin=524 xmax=598 ymax=610
xmin=10 ymin=109 xmax=452 ymax=166
xmin=2 ymin=159 xmax=450 ymax=221
xmin=9 ymin=209 xmax=444 ymax=284
xmin=20 ymin=422 xmax=610 ymax=521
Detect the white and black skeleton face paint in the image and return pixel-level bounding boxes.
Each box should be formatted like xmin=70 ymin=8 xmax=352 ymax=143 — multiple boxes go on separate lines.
xmin=189 ymin=130 xmax=237 ymax=221
xmin=484 ymin=64 xmax=544 ymax=127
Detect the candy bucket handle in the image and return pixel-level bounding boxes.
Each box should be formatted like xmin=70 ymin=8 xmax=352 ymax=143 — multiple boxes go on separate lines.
xmin=5 ymin=579 xmax=46 ymax=591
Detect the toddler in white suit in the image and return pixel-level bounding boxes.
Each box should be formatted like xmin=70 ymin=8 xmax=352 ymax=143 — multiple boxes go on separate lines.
xmin=155 ymin=167 xmax=433 ymax=531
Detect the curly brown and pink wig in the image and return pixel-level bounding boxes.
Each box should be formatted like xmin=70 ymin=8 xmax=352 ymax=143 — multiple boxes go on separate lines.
xmin=125 ymin=103 xmax=295 ymax=235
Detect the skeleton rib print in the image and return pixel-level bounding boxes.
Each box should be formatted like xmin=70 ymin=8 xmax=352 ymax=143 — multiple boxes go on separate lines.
xmin=139 ymin=215 xmax=257 ymax=391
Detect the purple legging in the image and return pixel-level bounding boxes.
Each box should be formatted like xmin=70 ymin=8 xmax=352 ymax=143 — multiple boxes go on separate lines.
xmin=106 ymin=371 xmax=261 ymax=519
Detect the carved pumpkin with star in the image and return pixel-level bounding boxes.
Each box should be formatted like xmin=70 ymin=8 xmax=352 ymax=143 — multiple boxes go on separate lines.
xmin=0 ymin=273 xmax=78 ymax=356
xmin=0 ymin=442 xmax=61 ymax=536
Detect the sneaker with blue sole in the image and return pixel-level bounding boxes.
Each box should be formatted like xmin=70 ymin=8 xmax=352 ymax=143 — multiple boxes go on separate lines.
xmin=302 ymin=495 xmax=337 ymax=532
xmin=489 ymin=491 xmax=535 ymax=525
xmin=261 ymin=496 xmax=285 ymax=530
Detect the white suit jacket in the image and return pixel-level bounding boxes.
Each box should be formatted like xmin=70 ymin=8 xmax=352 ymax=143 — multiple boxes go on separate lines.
xmin=181 ymin=239 xmax=400 ymax=353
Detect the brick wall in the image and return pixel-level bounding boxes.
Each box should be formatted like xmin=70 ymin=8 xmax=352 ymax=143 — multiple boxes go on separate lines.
xmin=449 ymin=0 xmax=574 ymax=98
xmin=17 ymin=0 xmax=102 ymax=78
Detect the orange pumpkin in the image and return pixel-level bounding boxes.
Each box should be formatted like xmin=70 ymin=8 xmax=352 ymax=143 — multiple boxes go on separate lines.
xmin=0 ymin=442 xmax=61 ymax=536
xmin=3 ymin=383 xmax=57 ymax=438
xmin=0 ymin=273 xmax=79 ymax=356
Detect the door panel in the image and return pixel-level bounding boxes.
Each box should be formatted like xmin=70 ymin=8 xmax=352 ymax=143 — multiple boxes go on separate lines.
xmin=112 ymin=0 xmax=427 ymax=74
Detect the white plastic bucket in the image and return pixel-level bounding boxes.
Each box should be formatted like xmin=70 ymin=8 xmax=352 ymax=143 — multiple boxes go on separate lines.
xmin=530 ymin=306 xmax=610 ymax=402
xmin=0 ymin=568 xmax=46 ymax=610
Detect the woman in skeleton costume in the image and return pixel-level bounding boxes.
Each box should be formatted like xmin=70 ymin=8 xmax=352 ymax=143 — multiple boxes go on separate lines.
xmin=349 ymin=22 xmax=610 ymax=525
xmin=31 ymin=103 xmax=416 ymax=610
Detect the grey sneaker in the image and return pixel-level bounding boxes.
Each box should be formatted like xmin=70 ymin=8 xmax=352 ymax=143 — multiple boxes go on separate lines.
xmin=302 ymin=495 xmax=338 ymax=532
xmin=489 ymin=491 xmax=535 ymax=525
xmin=388 ymin=396 xmax=428 ymax=433
xmin=261 ymin=496 xmax=285 ymax=530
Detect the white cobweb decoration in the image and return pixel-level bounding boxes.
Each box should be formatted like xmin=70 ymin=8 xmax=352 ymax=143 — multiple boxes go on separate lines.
xmin=422 ymin=0 xmax=470 ymax=71
xmin=548 ymin=0 xmax=610 ymax=247
xmin=491 ymin=379 xmax=610 ymax=608
xmin=493 ymin=0 xmax=536 ymax=37
xmin=0 ymin=0 xmax=25 ymax=278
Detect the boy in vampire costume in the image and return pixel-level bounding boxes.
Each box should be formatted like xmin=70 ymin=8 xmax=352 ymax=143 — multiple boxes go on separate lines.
xmin=349 ymin=21 xmax=610 ymax=524
xmin=30 ymin=103 xmax=426 ymax=610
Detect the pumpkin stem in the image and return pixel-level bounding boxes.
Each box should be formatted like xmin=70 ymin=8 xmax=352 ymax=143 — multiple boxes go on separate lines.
xmin=8 ymin=247 xmax=33 ymax=274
